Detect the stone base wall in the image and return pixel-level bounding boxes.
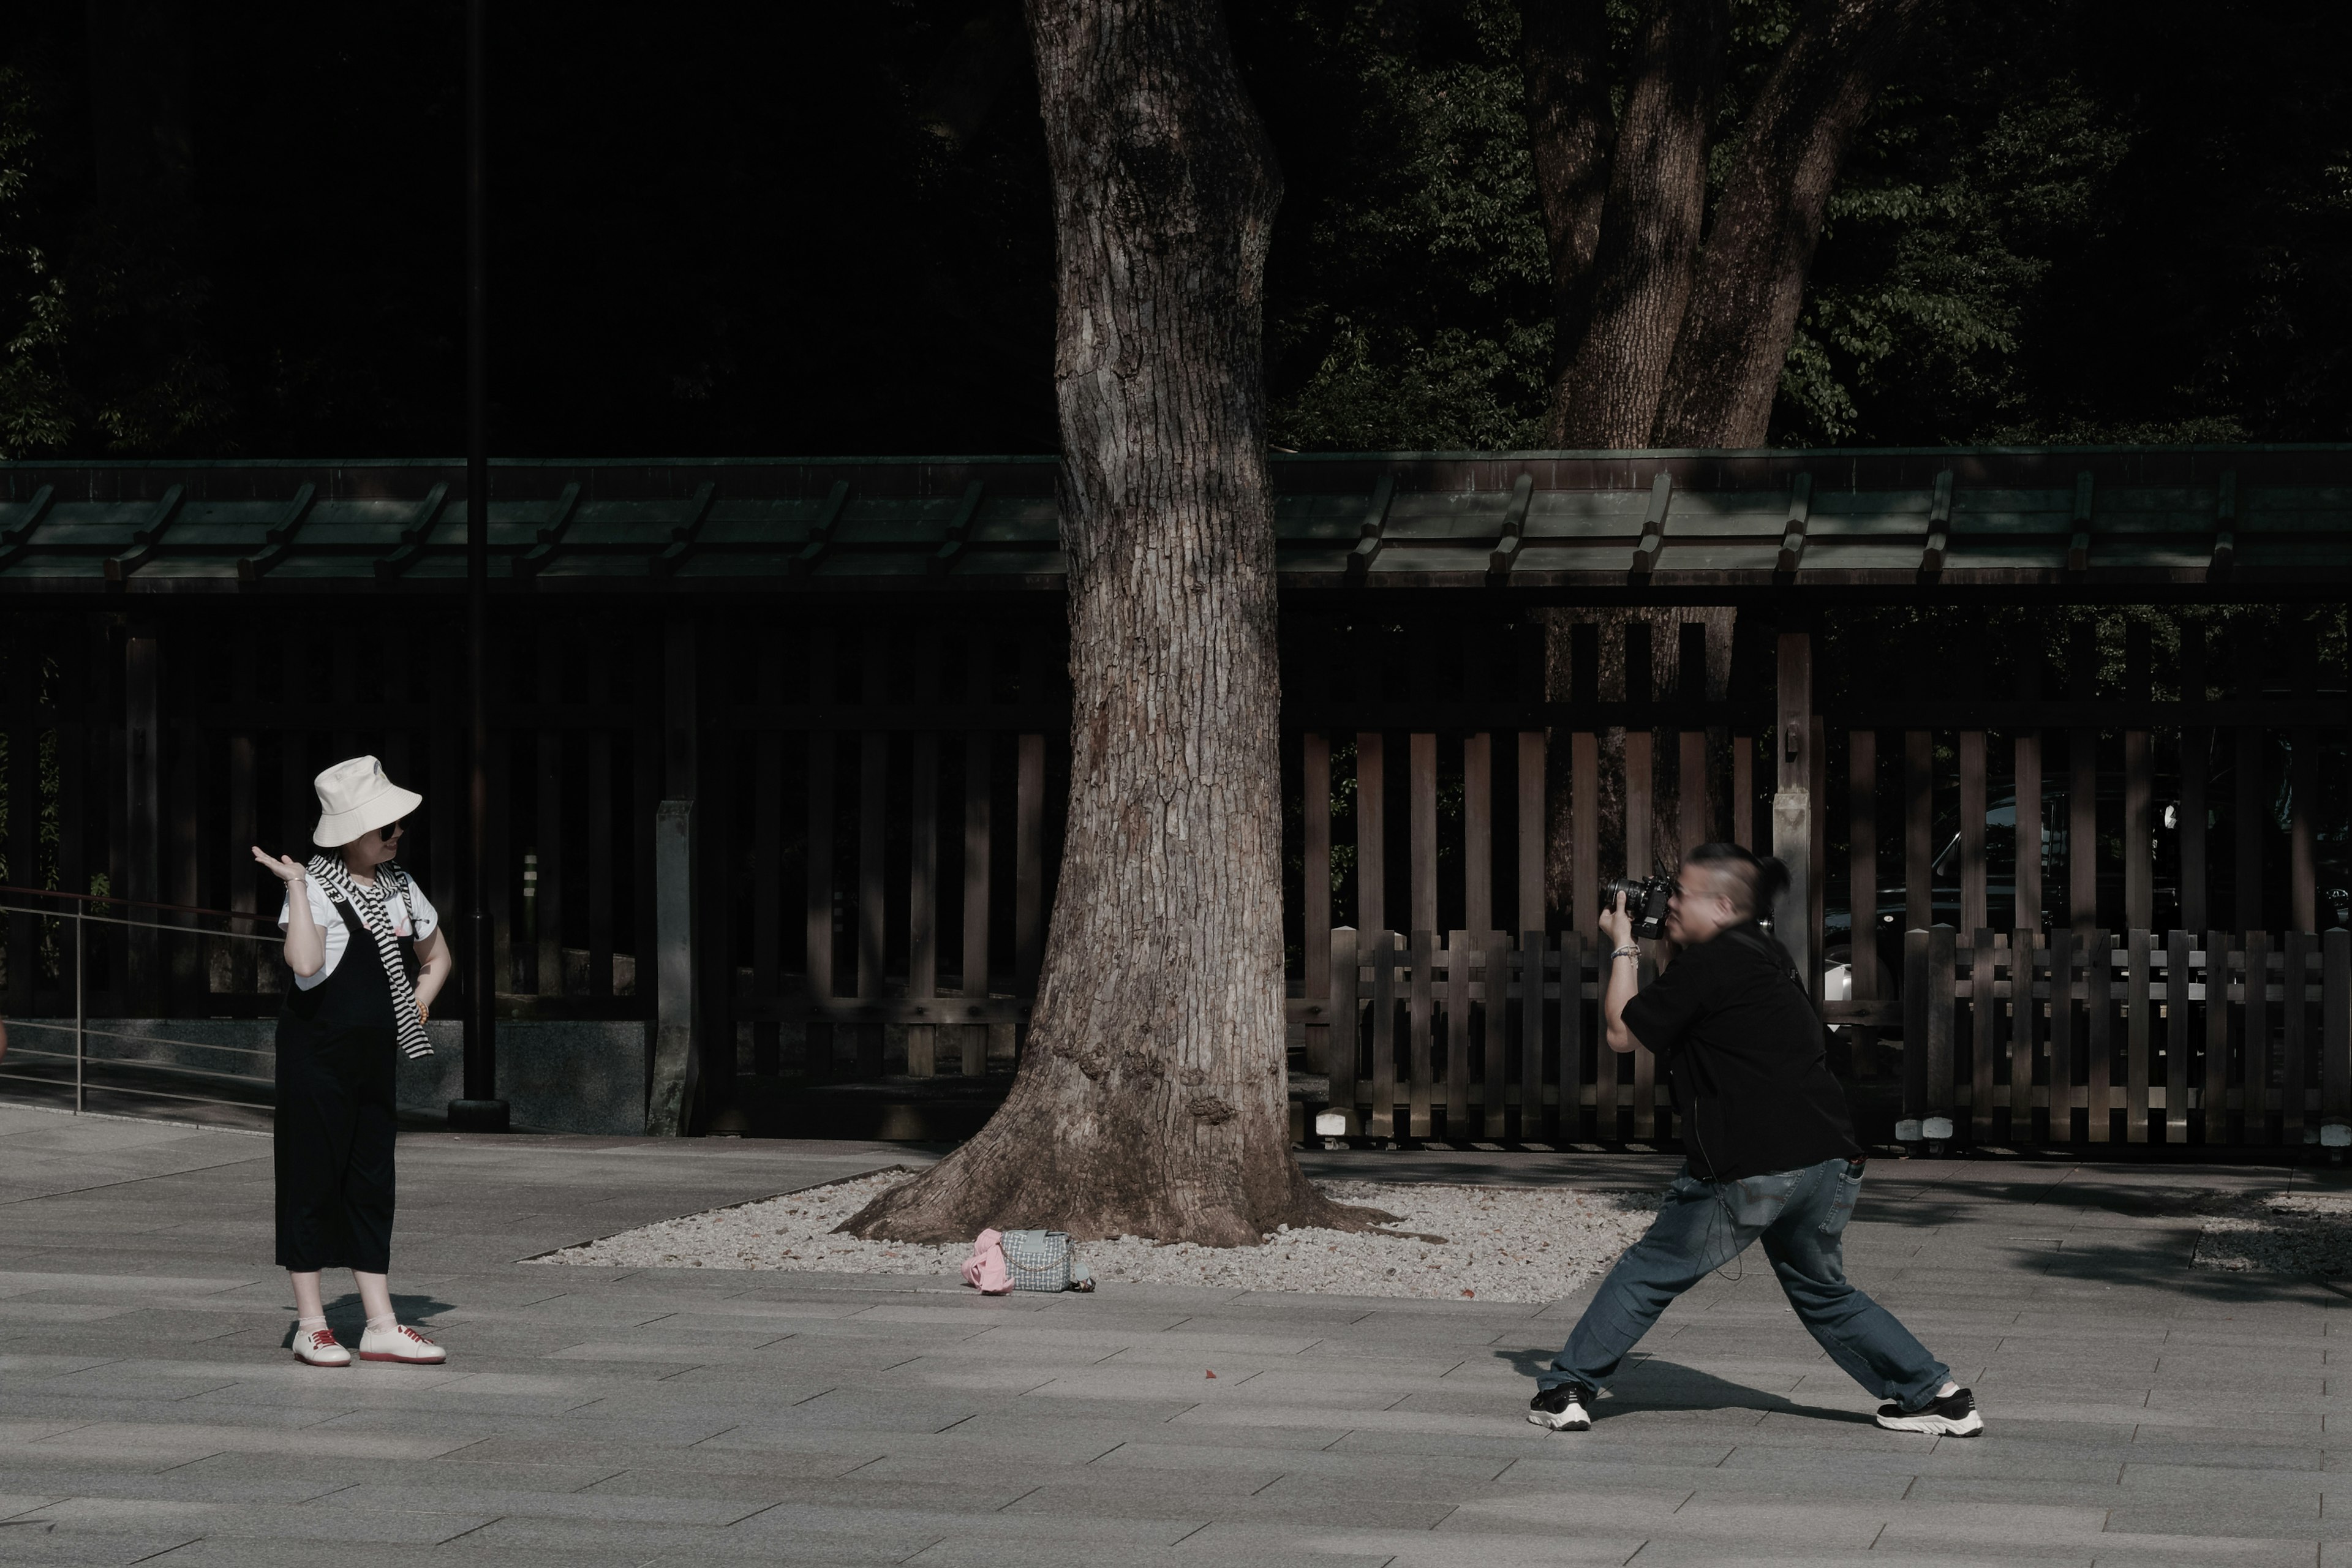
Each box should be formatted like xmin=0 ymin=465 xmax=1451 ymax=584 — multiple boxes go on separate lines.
xmin=4 ymin=1018 xmax=647 ymax=1134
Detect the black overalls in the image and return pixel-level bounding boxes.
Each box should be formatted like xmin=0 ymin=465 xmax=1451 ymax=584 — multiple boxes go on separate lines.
xmin=274 ymin=892 xmax=410 ymax=1273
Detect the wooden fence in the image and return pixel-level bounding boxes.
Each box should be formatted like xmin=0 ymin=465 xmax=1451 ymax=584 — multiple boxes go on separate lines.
xmin=6 ymin=597 xmax=2350 ymax=1144
xmin=1901 ymin=925 xmax=2352 ymax=1144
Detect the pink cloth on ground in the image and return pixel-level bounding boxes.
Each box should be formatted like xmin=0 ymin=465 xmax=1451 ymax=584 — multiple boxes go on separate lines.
xmin=962 ymin=1229 xmax=1011 ymax=1294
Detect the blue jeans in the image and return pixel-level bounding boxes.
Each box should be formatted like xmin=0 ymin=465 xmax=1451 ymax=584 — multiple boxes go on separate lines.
xmin=1540 ymin=1156 xmax=1950 ymax=1412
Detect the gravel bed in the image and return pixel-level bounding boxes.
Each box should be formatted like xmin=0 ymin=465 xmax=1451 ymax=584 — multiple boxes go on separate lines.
xmin=530 ymin=1170 xmax=1664 ymax=1303
xmin=2194 ymin=1191 xmax=2352 ymax=1275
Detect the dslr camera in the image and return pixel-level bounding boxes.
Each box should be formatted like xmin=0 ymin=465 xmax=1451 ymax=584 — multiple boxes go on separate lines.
xmin=1603 ymin=873 xmax=1674 ymax=941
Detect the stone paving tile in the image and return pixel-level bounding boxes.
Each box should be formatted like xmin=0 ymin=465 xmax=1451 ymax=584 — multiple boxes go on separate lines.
xmin=1 ymin=1113 xmax=2345 ymax=1567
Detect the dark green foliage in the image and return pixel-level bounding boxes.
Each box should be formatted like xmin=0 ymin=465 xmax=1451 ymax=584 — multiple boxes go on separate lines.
xmin=1 ymin=0 xmax=2346 ymax=457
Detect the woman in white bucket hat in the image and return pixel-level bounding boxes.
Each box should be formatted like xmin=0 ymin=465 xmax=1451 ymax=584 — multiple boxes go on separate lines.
xmin=249 ymin=756 xmax=454 ymax=1368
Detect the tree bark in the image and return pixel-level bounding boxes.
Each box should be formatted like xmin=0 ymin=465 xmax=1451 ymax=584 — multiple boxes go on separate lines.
xmin=1649 ymin=0 xmax=1929 ymax=448
xmin=843 ymin=0 xmax=1386 ymax=1248
xmin=1519 ymin=0 xmax=1614 ymax=347
xmin=1542 ymin=0 xmax=1727 ymax=448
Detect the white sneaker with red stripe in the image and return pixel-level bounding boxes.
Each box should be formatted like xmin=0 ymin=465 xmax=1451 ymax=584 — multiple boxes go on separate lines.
xmin=293 ymin=1326 xmax=350 ymax=1367
xmin=358 ymin=1322 xmax=447 ymax=1365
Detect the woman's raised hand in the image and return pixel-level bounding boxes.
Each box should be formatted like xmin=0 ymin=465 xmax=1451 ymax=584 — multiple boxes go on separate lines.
xmin=250 ymin=847 xmax=308 ymax=885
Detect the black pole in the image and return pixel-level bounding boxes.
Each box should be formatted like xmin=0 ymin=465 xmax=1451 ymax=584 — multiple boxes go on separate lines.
xmin=451 ymin=0 xmax=507 ymax=1134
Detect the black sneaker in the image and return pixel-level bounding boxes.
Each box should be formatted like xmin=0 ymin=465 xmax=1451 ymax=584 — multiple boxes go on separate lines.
xmin=1526 ymin=1381 xmax=1594 ymax=1431
xmin=1874 ymin=1385 xmax=1983 ymax=1436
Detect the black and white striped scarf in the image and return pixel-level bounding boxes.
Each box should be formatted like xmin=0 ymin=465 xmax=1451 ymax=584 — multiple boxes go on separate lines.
xmin=306 ymin=854 xmax=435 ymax=1060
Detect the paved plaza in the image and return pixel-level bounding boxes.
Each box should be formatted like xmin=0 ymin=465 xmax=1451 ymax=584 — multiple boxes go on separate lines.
xmin=0 ymin=1102 xmax=2342 ymax=1567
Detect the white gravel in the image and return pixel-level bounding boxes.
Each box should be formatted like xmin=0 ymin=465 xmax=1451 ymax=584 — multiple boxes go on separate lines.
xmin=529 ymin=1170 xmax=1664 ymax=1303
xmin=2194 ymin=1190 xmax=2352 ymax=1275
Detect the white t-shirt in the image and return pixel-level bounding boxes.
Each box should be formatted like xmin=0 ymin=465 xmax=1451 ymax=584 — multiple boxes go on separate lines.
xmin=278 ymin=875 xmax=439 ymax=991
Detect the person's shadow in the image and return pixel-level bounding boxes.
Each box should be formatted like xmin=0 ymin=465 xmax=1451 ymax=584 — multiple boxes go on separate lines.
xmin=1495 ymin=1346 xmax=1873 ymax=1425
xmin=277 ymin=1290 xmax=458 ymax=1348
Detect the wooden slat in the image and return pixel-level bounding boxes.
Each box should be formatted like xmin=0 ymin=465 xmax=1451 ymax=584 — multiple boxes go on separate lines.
xmin=2179 ymin=625 xmax=2209 ymax=934
xmin=1959 ymin=731 xmax=1987 ymax=937
xmin=908 ymin=718 xmax=939 ymax=1077
xmin=858 ymin=727 xmax=886 ymax=1025
xmin=1849 ymin=729 xmax=1878 ymax=995
xmin=2069 ymin=620 xmax=2097 ymax=930
xmin=2243 ymin=930 xmax=2271 ymax=1142
xmin=803 ymin=722 xmax=835 ymax=1080
xmin=960 ymin=633 xmax=993 ymax=1076
xmin=1626 ymin=620 xmax=1654 ymax=880
xmin=1732 ymin=728 xmax=1754 ymax=850
xmin=1904 ymin=729 xmax=1932 ymax=933
xmin=1409 ymin=733 xmax=1438 ymax=934
xmin=1678 ymin=622 xmax=1708 ymax=856
xmin=1463 ymin=733 xmax=1491 ymax=933
xmin=753 ymin=636 xmax=783 ymax=1065
xmin=2165 ymin=930 xmax=2192 ymax=1141
xmin=537 ymin=621 xmax=564 ymax=997
xmin=1593 ymin=930 xmax=1617 ymax=1137
xmin=2124 ymin=624 xmax=2152 ymax=933
xmin=4 ymin=627 xmax=34 ymax=1014
xmin=1014 ymin=731 xmax=1044 ymax=998
xmin=1570 ymin=729 xmax=1597 ymax=935
xmin=226 ymin=628 xmax=257 ymax=998
xmin=2284 ymin=930 xmax=2310 ymax=1140
xmin=1632 ymin=948 xmax=1657 ymax=1141
xmin=1408 ymin=927 xmax=1434 ymax=1139
xmin=2203 ymin=928 xmax=2230 ymax=1143
xmin=1357 ymin=731 xmax=1385 ymax=935
xmin=489 ymin=652 xmax=514 ymax=1000
xmin=2292 ymin=619 xmax=2320 ymax=933
xmin=2125 ymin=929 xmax=2151 ymax=1142
xmin=1447 ymin=930 xmax=1472 ymax=1135
xmin=1517 ymin=732 xmax=1545 ymax=935
xmin=2236 ymin=639 xmax=2265 ymax=929
xmin=1525 ymin=929 xmax=1552 ymax=1142
xmin=2032 ymin=930 xmax=2051 ymax=1142
xmin=587 ymin=650 xmax=615 ymax=1001
xmin=2084 ymin=930 xmax=2111 ymax=1143
xmin=1370 ymin=937 xmax=1398 ymax=1138
xmin=2325 ymin=927 xmax=2350 ymax=1121
xmin=1926 ymin=926 xmax=1956 ymax=1120
xmin=1329 ymin=927 xmax=1360 ymax=1116
xmin=1902 ymin=927 xmax=1928 ymax=1120
xmin=1971 ymin=930 xmax=1997 ymax=1143
xmin=1303 ymin=733 xmax=1332 ymax=1073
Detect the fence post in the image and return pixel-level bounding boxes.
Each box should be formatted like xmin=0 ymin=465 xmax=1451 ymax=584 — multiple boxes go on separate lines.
xmin=1772 ymin=625 xmax=1814 ymax=990
xmin=1329 ymin=927 xmax=1358 ymax=1131
xmin=2324 ymin=928 xmax=2350 ymax=1126
xmin=1927 ymin=926 xmax=1956 ymax=1132
xmin=646 ymin=799 xmax=698 ymax=1137
xmin=1902 ymin=927 xmax=1928 ymax=1123
xmin=74 ymin=910 xmax=85 ymax=1116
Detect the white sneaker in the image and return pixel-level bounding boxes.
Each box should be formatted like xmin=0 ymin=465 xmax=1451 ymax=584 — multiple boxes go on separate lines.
xmin=357 ymin=1322 xmax=447 ymax=1365
xmin=293 ymin=1326 xmax=350 ymax=1368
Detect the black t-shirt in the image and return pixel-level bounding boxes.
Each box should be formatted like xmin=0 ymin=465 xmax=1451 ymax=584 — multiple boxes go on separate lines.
xmin=1621 ymin=920 xmax=1860 ymax=1182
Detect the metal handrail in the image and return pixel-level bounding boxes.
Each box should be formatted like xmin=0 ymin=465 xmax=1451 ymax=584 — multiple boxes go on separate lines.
xmin=0 ymin=898 xmax=280 ymax=943
xmin=0 ymin=881 xmax=276 ymax=924
xmin=0 ymin=894 xmax=279 ymax=1116
xmin=2 ymin=1018 xmax=275 ymax=1059
xmin=1 ymin=1044 xmax=273 ymax=1091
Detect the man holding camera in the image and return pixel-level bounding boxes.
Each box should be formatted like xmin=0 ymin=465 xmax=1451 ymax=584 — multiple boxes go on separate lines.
xmin=1526 ymin=842 xmax=1981 ymax=1438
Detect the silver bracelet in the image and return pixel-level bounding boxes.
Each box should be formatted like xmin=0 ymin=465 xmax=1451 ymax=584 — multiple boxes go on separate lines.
xmin=1610 ymin=944 xmax=1642 ymax=962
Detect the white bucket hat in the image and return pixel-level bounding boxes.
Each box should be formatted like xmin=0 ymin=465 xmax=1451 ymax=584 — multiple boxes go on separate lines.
xmin=312 ymin=756 xmax=424 ymax=848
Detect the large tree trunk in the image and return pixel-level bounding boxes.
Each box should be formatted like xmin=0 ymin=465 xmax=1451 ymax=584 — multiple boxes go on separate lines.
xmin=1649 ymin=0 xmax=1929 ymax=447
xmin=1519 ymin=0 xmax=1614 ymax=347
xmin=843 ymin=0 xmax=1384 ymax=1248
xmin=1542 ymin=0 xmax=1726 ymax=448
